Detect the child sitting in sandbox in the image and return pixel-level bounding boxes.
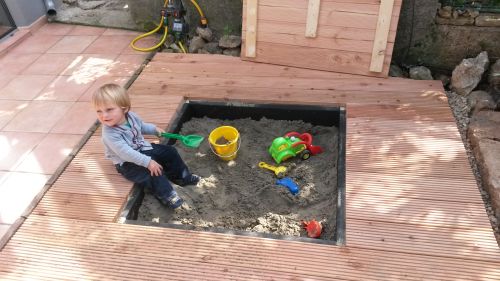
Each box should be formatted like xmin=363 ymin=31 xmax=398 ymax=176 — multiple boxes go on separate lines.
xmin=91 ymin=83 xmax=200 ymax=209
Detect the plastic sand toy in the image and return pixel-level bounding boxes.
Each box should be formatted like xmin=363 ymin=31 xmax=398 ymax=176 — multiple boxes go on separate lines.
xmin=258 ymin=162 xmax=287 ymax=178
xmin=161 ymin=132 xmax=204 ymax=148
xmin=276 ymin=177 xmax=299 ymax=195
xmin=268 ymin=132 xmax=323 ymax=164
xmin=302 ymin=219 xmax=322 ymax=238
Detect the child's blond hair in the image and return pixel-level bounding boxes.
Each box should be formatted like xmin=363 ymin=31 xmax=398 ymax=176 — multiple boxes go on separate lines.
xmin=92 ymin=83 xmax=131 ymax=111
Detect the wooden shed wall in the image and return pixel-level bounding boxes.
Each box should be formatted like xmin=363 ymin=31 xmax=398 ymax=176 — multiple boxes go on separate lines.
xmin=241 ymin=0 xmax=402 ymax=77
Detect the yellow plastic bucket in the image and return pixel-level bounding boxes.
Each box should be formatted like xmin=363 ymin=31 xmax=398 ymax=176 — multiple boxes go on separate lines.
xmin=208 ymin=126 xmax=240 ymax=161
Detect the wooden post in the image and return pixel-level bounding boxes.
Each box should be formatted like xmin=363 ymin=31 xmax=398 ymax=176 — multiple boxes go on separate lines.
xmin=305 ymin=0 xmax=321 ymax=38
xmin=369 ymin=0 xmax=395 ymax=73
xmin=245 ymin=0 xmax=258 ymax=58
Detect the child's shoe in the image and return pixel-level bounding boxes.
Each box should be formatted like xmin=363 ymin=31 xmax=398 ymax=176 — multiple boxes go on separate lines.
xmin=173 ymin=174 xmax=201 ymax=186
xmin=162 ymin=193 xmax=184 ymax=209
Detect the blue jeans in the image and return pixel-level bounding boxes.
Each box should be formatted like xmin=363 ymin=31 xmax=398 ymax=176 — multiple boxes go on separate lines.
xmin=115 ymin=144 xmax=191 ymax=201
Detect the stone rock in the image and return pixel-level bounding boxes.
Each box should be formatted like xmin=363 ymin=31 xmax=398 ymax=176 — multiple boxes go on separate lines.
xmin=219 ymin=35 xmax=241 ymax=49
xmin=63 ymin=0 xmax=78 ymax=5
xmin=389 ymin=64 xmax=406 ymax=77
xmin=223 ymin=48 xmax=241 ymax=57
xmin=451 ymin=51 xmax=490 ymax=96
xmin=181 ymin=0 xmax=242 ymax=38
xmin=476 ymin=14 xmax=500 ymax=27
xmin=435 ymin=16 xmax=475 ymax=25
xmin=438 ymin=6 xmax=453 ymax=19
xmin=169 ymin=43 xmax=180 ymax=52
xmin=467 ymin=90 xmax=497 ymax=115
xmin=489 ymin=59 xmax=500 ymax=91
xmin=203 ymin=42 xmax=223 ymax=54
xmin=197 ymin=49 xmax=210 ymax=54
xmin=468 ymin=110 xmax=500 ymax=218
xmin=468 ymin=110 xmax=500 ymax=147
xmin=164 ymin=34 xmax=176 ymax=47
xmin=474 ymin=139 xmax=500 ymax=218
xmin=78 ymin=0 xmax=106 ymax=10
xmin=463 ymin=8 xmax=479 ymax=19
xmin=409 ymin=66 xmax=433 ymax=80
xmin=196 ymin=27 xmax=213 ymax=42
xmin=188 ymin=36 xmax=205 ymax=53
xmin=492 ymin=88 xmax=500 ymax=101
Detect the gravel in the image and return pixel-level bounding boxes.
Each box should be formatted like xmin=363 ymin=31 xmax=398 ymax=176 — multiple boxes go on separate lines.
xmin=446 ymin=90 xmax=500 ymax=245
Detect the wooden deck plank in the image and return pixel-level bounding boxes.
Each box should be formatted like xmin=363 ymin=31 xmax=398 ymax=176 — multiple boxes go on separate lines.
xmin=347 ymin=195 xmax=491 ymax=229
xmin=347 ymin=219 xmax=500 ymax=262
xmin=49 ymin=171 xmax=131 ymax=197
xmin=346 ymin=117 xmax=475 ymax=179
xmin=33 ymin=192 xmax=124 ymax=222
xmin=347 ymin=171 xmax=483 ymax=204
xmin=77 ymin=136 xmax=107 ymax=154
xmin=130 ymin=107 xmax=177 ymax=125
xmin=130 ymin=94 xmax=185 ymax=109
xmin=79 ymin=135 xmax=160 ymax=155
xmin=65 ymin=153 xmax=117 ymax=175
xmin=347 ymin=104 xmax=455 ymax=121
xmin=133 ymin=72 xmax=442 ymax=92
xmin=144 ymin=57 xmax=358 ymax=78
xmin=129 ymin=84 xmax=449 ymax=110
xmin=1 ymin=215 xmax=499 ymax=281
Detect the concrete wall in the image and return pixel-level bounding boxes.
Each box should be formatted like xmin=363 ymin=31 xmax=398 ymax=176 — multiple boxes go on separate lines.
xmin=128 ymin=0 xmax=242 ymax=38
xmin=5 ymin=0 xmax=45 ymax=27
xmin=393 ymin=0 xmax=500 ymax=72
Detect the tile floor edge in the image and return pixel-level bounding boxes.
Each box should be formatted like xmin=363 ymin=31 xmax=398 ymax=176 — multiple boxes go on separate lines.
xmin=0 ymin=120 xmax=100 ymax=251
xmin=0 ymin=50 xmax=157 ymax=250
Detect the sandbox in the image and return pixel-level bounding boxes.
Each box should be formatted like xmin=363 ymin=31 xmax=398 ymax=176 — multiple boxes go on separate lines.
xmin=120 ymin=101 xmax=346 ymax=245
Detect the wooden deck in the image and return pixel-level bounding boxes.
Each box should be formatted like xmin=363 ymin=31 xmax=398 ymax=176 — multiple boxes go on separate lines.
xmin=1 ymin=53 xmax=499 ymax=280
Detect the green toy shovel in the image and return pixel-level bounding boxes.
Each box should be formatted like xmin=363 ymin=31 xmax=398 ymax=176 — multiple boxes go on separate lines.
xmin=160 ymin=132 xmax=205 ymax=148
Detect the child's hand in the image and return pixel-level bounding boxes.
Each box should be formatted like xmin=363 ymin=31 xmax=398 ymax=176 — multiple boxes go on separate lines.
xmin=156 ymin=127 xmax=165 ymax=137
xmin=147 ymin=159 xmax=163 ymax=176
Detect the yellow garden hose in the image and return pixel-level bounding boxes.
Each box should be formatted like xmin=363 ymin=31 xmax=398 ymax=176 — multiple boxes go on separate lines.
xmin=130 ymin=0 xmax=169 ymax=52
xmin=130 ymin=0 xmax=207 ymax=52
xmin=190 ymin=0 xmax=207 ymax=26
xmin=178 ymin=41 xmax=187 ymax=53
xmin=130 ymin=19 xmax=168 ymax=52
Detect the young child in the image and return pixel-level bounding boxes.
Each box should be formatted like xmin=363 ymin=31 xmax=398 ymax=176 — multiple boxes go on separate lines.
xmin=92 ymin=83 xmax=199 ymax=209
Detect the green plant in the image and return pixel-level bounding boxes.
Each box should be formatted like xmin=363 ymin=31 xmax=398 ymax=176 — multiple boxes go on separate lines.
xmin=223 ymin=24 xmax=233 ymax=36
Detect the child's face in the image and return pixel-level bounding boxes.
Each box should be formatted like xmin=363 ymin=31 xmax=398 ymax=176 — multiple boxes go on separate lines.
xmin=95 ymin=102 xmax=127 ymax=127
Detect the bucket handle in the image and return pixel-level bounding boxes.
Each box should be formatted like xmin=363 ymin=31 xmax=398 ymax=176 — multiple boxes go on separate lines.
xmin=209 ymin=135 xmax=241 ymax=159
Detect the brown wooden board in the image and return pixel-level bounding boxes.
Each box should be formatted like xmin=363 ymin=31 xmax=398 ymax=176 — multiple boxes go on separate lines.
xmin=1 ymin=215 xmax=499 ymax=281
xmin=241 ymin=0 xmax=403 ymax=77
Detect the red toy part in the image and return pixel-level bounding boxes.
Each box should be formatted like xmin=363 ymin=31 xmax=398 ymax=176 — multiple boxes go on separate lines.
xmin=302 ymin=219 xmax=322 ymax=238
xmin=285 ymin=132 xmax=323 ymax=155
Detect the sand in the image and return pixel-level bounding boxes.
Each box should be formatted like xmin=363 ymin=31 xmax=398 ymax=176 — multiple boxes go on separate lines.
xmin=137 ymin=116 xmax=339 ymax=240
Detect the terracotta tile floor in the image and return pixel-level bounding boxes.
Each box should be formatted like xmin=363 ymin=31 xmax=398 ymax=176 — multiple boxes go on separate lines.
xmin=0 ymin=22 xmax=150 ymax=240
